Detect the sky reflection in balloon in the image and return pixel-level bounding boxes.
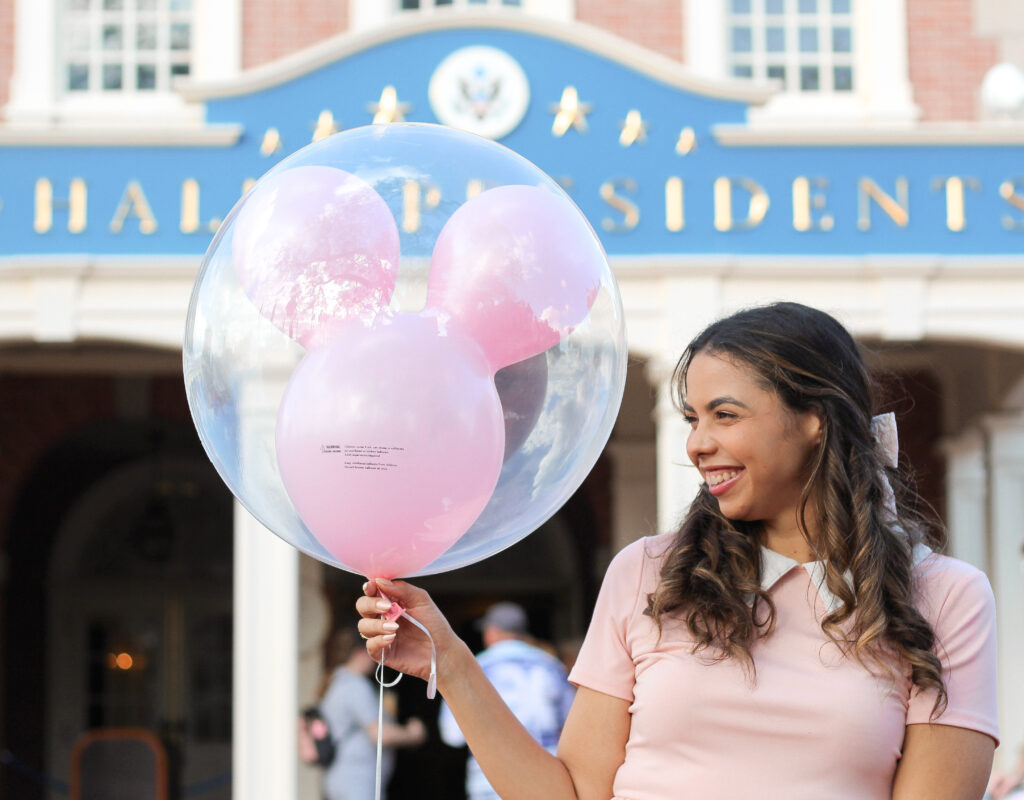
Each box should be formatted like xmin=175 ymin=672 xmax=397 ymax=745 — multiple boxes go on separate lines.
xmin=184 ymin=123 xmax=627 ymax=578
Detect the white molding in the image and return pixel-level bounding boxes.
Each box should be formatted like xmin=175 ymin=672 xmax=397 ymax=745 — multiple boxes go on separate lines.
xmin=714 ymin=120 xmax=1024 ymax=145
xmin=0 ymin=124 xmax=241 ymax=146
xmin=179 ymin=13 xmax=773 ymax=105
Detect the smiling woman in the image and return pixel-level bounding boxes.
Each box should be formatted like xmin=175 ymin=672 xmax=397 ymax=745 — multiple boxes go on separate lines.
xmin=355 ymin=301 xmax=999 ymax=800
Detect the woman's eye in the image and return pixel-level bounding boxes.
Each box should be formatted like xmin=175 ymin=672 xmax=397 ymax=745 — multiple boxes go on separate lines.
xmin=682 ymin=414 xmax=697 ymax=426
xmin=715 ymin=410 xmax=737 ymax=420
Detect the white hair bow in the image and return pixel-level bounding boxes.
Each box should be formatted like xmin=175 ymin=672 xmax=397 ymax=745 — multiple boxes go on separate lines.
xmin=870 ymin=412 xmax=898 ymax=520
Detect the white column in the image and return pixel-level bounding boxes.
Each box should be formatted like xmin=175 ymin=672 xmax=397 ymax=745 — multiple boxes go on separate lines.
xmin=685 ymin=0 xmax=728 ymax=79
xmin=649 ymin=277 xmax=721 ymax=533
xmin=649 ymin=357 xmax=702 ymax=534
xmin=605 ymin=439 xmax=657 ymax=554
xmin=233 ymin=366 xmax=301 ymax=800
xmin=941 ymin=428 xmax=989 ymax=573
xmin=983 ymin=413 xmax=1024 ymax=772
xmin=193 ymin=0 xmax=242 ymax=82
xmin=349 ymin=0 xmax=393 ymax=32
xmin=233 ymin=506 xmax=299 ymax=800
xmin=856 ymin=0 xmax=919 ymax=122
xmin=297 ymin=557 xmax=331 ymax=800
xmin=6 ymin=0 xmax=57 ymax=123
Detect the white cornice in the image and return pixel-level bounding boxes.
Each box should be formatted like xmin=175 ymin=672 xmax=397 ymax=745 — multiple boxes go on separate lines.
xmin=609 ymin=254 xmax=1024 ymax=279
xmin=177 ymin=12 xmax=773 ymax=105
xmin=713 ymin=122 xmax=1024 ymax=147
xmin=0 ymin=125 xmax=243 ymax=147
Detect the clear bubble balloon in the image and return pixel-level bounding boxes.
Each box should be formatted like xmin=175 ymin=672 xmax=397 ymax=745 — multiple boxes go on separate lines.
xmin=183 ymin=123 xmax=627 ymax=579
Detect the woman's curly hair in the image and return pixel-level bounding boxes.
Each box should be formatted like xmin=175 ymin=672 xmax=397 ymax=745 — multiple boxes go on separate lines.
xmin=646 ymin=302 xmax=947 ymax=714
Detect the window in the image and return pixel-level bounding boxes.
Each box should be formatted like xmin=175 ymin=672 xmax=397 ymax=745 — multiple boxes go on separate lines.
xmin=60 ymin=0 xmax=193 ymax=96
xmin=727 ymin=0 xmax=854 ymax=93
xmin=399 ymin=0 xmax=522 ymax=8
xmin=349 ymin=0 xmax=566 ymax=32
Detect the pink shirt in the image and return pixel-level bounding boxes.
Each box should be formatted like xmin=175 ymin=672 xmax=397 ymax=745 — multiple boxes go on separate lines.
xmin=568 ymin=533 xmax=999 ymax=800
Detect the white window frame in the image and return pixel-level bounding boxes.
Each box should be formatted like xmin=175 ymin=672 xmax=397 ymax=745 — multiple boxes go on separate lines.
xmin=686 ymin=0 xmax=918 ymax=125
xmin=350 ymin=0 xmax=575 ymax=32
xmin=5 ymin=0 xmax=241 ymax=126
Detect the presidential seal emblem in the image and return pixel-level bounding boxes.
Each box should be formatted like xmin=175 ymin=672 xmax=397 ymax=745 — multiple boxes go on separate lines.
xmin=428 ymin=46 xmax=530 ymax=140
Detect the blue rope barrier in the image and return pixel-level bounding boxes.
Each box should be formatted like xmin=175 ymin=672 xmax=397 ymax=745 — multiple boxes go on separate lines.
xmin=0 ymin=748 xmax=70 ymax=794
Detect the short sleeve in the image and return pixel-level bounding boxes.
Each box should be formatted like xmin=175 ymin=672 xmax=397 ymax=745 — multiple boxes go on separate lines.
xmin=568 ymin=538 xmax=649 ymax=703
xmin=321 ymin=672 xmax=379 ymax=736
xmin=906 ymin=560 xmax=999 ymax=744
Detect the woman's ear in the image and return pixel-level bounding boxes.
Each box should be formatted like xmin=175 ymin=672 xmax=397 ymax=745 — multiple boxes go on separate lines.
xmin=802 ymin=408 xmax=825 ymax=447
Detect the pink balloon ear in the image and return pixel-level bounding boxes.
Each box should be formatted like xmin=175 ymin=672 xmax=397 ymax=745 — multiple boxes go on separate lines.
xmin=426 ymin=185 xmax=604 ymax=371
xmin=232 ymin=165 xmax=400 ymax=347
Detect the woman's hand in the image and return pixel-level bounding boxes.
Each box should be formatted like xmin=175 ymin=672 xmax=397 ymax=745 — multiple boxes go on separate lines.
xmin=355 ymin=578 xmax=468 ymax=684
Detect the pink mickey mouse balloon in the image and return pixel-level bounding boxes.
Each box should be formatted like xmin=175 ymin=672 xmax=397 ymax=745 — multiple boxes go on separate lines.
xmin=232 ymin=164 xmax=400 ymax=347
xmin=427 ymin=185 xmax=604 ymax=370
xmin=184 ymin=123 xmax=627 ymax=579
xmin=275 ymin=313 xmax=504 ymax=578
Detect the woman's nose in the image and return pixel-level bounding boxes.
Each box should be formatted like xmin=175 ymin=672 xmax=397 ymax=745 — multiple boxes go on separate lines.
xmin=686 ymin=420 xmax=715 ymax=462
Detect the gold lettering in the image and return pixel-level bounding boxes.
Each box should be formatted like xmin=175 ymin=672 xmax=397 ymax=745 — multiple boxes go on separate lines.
xmin=599 ymin=178 xmax=640 ymax=232
xmin=180 ymin=179 xmax=222 ymax=234
xmin=665 ymin=177 xmax=684 ymax=232
xmin=857 ymin=177 xmax=909 ymax=230
xmin=714 ymin=177 xmax=769 ymax=232
xmin=35 ymin=178 xmax=87 ymax=233
xmin=34 ymin=179 xmax=52 ymax=233
xmin=792 ymin=176 xmax=833 ymax=232
xmin=109 ymin=181 xmax=158 ymax=234
xmin=999 ymin=179 xmax=1024 ymax=230
xmin=181 ymin=179 xmax=199 ymax=233
xmin=930 ymin=176 xmax=979 ymax=232
xmin=402 ymin=180 xmax=441 ymax=234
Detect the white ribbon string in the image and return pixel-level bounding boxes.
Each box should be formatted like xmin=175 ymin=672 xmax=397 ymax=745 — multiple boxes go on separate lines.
xmin=371 ymin=605 xmax=438 ymax=800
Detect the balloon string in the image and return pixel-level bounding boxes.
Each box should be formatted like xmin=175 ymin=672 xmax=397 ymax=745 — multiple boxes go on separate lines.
xmin=372 ymin=604 xmax=438 ymax=800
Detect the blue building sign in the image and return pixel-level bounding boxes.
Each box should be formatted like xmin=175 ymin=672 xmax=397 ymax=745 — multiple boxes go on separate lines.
xmin=2 ymin=21 xmax=1023 ymax=258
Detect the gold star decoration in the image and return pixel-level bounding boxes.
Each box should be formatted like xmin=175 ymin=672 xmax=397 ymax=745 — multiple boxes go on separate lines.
xmin=619 ymin=109 xmax=648 ymax=146
xmin=675 ymin=126 xmax=698 ymax=155
xmin=312 ymin=110 xmax=339 ymax=142
xmin=550 ymin=86 xmax=592 ymax=137
xmin=369 ymin=86 xmax=411 ymax=124
xmin=260 ymin=127 xmax=282 ymax=156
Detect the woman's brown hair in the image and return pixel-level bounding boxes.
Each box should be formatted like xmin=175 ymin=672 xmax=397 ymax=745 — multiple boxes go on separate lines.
xmin=647 ymin=302 xmax=947 ymax=712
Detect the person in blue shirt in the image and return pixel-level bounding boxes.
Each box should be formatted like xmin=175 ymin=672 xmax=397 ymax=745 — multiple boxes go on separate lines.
xmin=439 ymin=602 xmax=576 ymax=800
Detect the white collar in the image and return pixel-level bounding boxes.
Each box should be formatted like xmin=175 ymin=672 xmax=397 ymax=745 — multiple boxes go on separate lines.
xmin=755 ymin=542 xmax=933 ymax=615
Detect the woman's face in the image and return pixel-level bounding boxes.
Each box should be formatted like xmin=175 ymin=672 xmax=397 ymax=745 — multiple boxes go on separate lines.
xmin=683 ymin=351 xmax=822 ymax=537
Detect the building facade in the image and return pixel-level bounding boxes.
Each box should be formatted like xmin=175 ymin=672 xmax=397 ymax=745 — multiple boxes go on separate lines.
xmin=1 ymin=2 xmax=1023 ymax=798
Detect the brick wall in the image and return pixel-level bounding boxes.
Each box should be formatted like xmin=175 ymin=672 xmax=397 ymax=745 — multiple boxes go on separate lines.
xmin=907 ymin=0 xmax=999 ymax=121
xmin=0 ymin=0 xmax=13 ymax=115
xmin=242 ymin=0 xmax=350 ymax=69
xmin=577 ymin=0 xmax=684 ymax=63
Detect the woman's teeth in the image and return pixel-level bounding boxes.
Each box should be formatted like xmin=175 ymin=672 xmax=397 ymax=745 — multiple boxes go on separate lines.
xmin=707 ymin=470 xmax=740 ymax=486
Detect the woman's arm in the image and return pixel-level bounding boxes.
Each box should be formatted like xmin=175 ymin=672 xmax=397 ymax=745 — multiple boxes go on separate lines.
xmin=892 ymin=723 xmax=995 ymax=800
xmin=367 ymin=717 xmax=426 ymax=748
xmin=356 ymin=578 xmax=629 ymax=800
